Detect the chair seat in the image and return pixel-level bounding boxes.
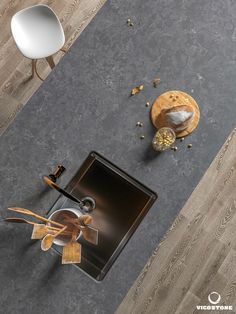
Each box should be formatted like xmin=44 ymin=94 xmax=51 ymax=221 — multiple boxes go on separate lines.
xmin=11 ymin=5 xmax=65 ymax=59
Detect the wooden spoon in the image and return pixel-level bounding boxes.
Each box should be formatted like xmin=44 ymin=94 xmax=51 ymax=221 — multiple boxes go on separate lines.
xmin=78 ymin=215 xmax=93 ymax=225
xmin=63 ymin=214 xmax=98 ymax=245
xmin=62 ymin=229 xmax=81 ymax=264
xmin=8 ymin=207 xmax=65 ymax=228
xmin=41 ymin=226 xmax=67 ymax=251
xmin=62 ymin=213 xmax=92 ymax=226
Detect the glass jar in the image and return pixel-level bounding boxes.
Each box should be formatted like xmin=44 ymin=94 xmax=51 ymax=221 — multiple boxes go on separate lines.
xmin=152 ymin=127 xmax=176 ymax=151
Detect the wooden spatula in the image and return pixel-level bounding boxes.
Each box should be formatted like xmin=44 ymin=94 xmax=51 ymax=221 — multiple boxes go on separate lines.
xmin=8 ymin=207 xmax=65 ymax=228
xmin=80 ymin=225 xmax=98 ymax=245
xmin=5 ymin=217 xmax=60 ymax=230
xmin=31 ymin=224 xmax=71 ymax=240
xmin=62 ymin=229 xmax=81 ymax=264
xmin=5 ymin=217 xmax=43 ymax=226
xmin=5 ymin=217 xmax=70 ymax=239
xmin=41 ymin=226 xmax=67 ymax=251
xmin=63 ymin=214 xmax=99 ymax=245
xmin=31 ymin=224 xmax=57 ymax=239
xmin=78 ymin=215 xmax=98 ymax=245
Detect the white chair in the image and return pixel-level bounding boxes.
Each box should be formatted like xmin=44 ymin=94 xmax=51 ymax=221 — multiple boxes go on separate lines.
xmin=11 ymin=4 xmax=66 ymax=80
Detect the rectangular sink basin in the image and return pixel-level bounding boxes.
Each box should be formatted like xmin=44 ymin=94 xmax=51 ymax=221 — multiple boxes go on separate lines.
xmin=48 ymin=152 xmax=157 ymax=281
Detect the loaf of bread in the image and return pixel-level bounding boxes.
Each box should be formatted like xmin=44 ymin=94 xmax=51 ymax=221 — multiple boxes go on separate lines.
xmin=160 ymin=105 xmax=194 ymax=132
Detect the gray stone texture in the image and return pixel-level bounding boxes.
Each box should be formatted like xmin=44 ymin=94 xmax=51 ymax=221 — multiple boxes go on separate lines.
xmin=1 ymin=0 xmax=236 ymax=313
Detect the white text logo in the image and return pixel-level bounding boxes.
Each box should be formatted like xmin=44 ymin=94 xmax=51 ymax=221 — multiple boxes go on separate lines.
xmin=196 ymin=292 xmax=233 ymax=311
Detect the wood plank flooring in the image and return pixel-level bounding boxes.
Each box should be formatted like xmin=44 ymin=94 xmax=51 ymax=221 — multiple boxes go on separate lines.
xmin=0 ymin=0 xmax=107 ymax=136
xmin=117 ymin=128 xmax=236 ymax=314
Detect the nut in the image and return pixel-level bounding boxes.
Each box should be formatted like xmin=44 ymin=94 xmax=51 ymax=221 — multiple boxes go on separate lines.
xmin=127 ymin=18 xmax=134 ymax=26
xmin=138 ymin=85 xmax=144 ymax=91
xmin=153 ymin=78 xmax=161 ymax=88
xmin=131 ymin=85 xmax=144 ymax=95
xmin=136 ymin=122 xmax=143 ymax=127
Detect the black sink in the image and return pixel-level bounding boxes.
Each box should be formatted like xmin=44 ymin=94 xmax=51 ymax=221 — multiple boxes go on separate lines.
xmin=48 ymin=152 xmax=157 ymax=281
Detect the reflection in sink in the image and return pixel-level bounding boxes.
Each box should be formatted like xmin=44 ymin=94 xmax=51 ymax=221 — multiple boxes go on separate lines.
xmin=48 ymin=152 xmax=157 ymax=281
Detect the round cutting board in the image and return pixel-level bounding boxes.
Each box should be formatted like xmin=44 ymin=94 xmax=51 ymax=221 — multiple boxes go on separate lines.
xmin=151 ymin=90 xmax=200 ymax=138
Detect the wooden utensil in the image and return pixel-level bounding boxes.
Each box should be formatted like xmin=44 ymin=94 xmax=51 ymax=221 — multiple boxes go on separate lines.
xmin=62 ymin=229 xmax=81 ymax=264
xmin=62 ymin=213 xmax=93 ymax=226
xmin=5 ymin=217 xmax=59 ymax=230
xmin=78 ymin=214 xmax=93 ymax=225
xmin=8 ymin=207 xmax=65 ymax=228
xmin=31 ymin=224 xmax=71 ymax=240
xmin=41 ymin=226 xmax=67 ymax=251
xmin=32 ymin=224 xmax=57 ymax=240
xmin=63 ymin=214 xmax=98 ymax=245
xmin=4 ymin=217 xmax=71 ymax=239
xmin=63 ymin=213 xmax=93 ymax=228
xmin=80 ymin=225 xmax=98 ymax=245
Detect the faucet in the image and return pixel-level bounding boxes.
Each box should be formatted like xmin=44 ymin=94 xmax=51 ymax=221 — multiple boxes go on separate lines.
xmin=43 ymin=165 xmax=95 ymax=212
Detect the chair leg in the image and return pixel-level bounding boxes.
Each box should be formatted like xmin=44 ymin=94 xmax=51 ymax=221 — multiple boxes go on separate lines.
xmin=31 ymin=57 xmax=54 ymax=81
xmin=45 ymin=56 xmax=55 ymax=69
xmin=31 ymin=59 xmax=36 ymax=78
xmin=60 ymin=47 xmax=68 ymax=53
xmin=32 ymin=59 xmax=44 ymax=81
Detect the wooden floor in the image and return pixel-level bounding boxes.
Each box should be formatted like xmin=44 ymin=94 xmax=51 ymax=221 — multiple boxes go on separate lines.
xmin=117 ymin=128 xmax=236 ymax=314
xmin=0 ymin=0 xmax=107 ymax=136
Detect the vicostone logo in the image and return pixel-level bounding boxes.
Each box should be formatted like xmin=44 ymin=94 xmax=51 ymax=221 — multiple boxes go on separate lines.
xmin=196 ymin=292 xmax=233 ymax=311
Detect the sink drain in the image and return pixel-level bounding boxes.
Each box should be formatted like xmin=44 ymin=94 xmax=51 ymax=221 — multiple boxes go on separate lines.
xmin=81 ymin=196 xmax=96 ymax=213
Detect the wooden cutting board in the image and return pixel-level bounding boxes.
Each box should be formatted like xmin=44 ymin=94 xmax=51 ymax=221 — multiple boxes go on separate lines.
xmin=151 ymin=90 xmax=200 ymax=138
xmin=116 ymin=128 xmax=236 ymax=314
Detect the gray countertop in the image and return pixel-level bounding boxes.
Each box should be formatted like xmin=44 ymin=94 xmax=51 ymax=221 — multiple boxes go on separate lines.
xmin=1 ymin=0 xmax=236 ymax=313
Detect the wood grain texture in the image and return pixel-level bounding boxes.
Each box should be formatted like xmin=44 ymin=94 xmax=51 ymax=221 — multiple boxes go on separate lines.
xmin=0 ymin=0 xmax=107 ymax=136
xmin=151 ymin=90 xmax=200 ymax=138
xmin=116 ymin=128 xmax=236 ymax=314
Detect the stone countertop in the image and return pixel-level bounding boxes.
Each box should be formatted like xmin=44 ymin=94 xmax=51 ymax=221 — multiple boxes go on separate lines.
xmin=1 ymin=0 xmax=236 ymax=313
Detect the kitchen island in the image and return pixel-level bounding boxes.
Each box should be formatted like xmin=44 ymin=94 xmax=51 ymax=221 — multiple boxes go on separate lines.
xmin=1 ymin=0 xmax=236 ymax=313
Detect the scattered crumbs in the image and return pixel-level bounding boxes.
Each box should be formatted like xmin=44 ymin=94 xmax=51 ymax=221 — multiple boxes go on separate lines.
xmin=146 ymin=102 xmax=150 ymax=107
xmin=171 ymin=146 xmax=178 ymax=151
xmin=140 ymin=135 xmax=145 ymax=139
xmin=131 ymin=85 xmax=144 ymax=96
xmin=136 ymin=122 xmax=143 ymax=127
xmin=153 ymin=78 xmax=161 ymax=88
xmin=127 ymin=18 xmax=134 ymax=26
xmin=180 ymin=137 xmax=185 ymax=142
xmin=187 ymin=143 xmax=193 ymax=148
